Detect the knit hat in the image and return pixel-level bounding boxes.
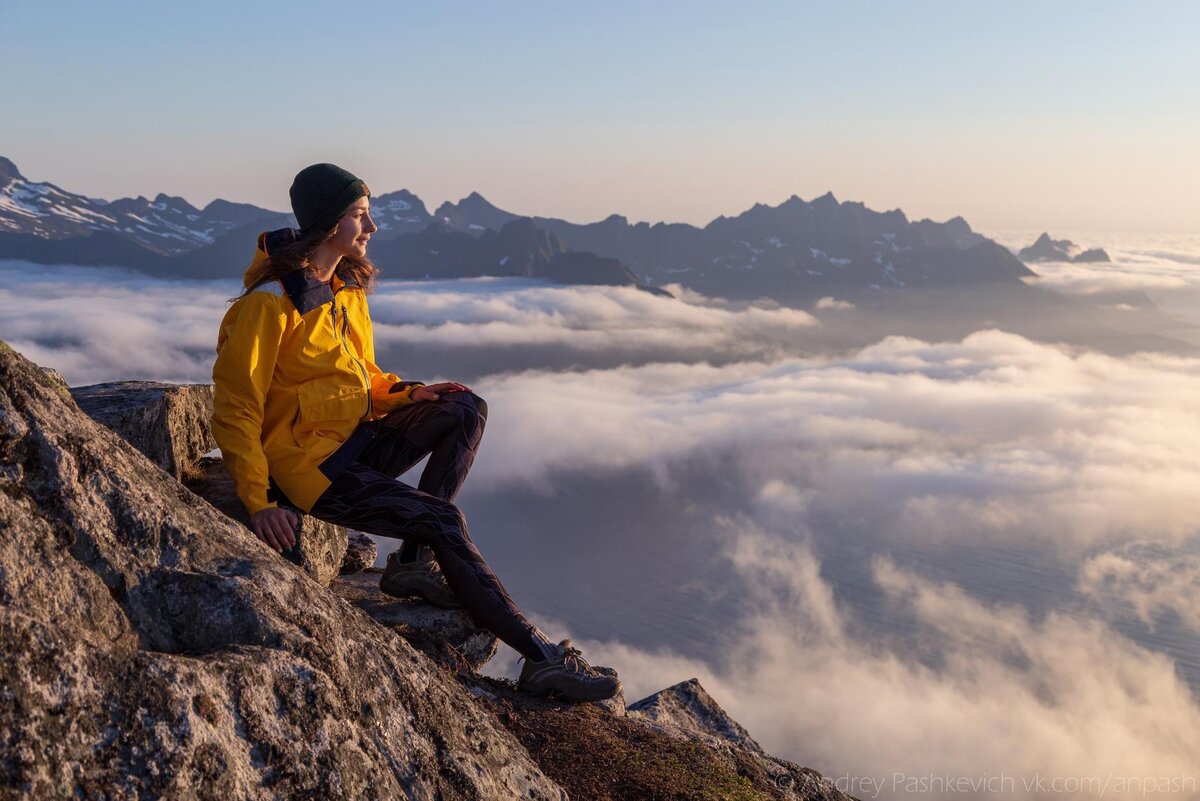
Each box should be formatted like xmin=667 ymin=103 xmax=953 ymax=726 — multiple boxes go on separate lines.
xmin=289 ymin=163 xmax=370 ymax=235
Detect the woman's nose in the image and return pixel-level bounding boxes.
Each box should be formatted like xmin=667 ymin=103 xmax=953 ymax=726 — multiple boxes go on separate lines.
xmin=364 ymin=214 xmax=378 ymax=234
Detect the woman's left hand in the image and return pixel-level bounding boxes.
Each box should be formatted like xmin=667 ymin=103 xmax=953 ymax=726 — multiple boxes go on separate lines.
xmin=412 ymin=381 xmax=471 ymax=402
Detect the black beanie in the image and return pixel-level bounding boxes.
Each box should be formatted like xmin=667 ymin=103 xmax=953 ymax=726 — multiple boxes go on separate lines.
xmin=289 ymin=163 xmax=370 ymax=235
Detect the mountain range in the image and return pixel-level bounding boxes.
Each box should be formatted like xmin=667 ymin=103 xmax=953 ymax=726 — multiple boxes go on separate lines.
xmin=2 ymin=156 xmax=1035 ymax=303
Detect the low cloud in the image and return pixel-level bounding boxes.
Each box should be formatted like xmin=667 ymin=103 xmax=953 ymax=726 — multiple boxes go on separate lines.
xmin=0 ymin=262 xmax=235 ymax=385
xmin=368 ymin=277 xmax=818 ymax=358
xmin=8 ymin=256 xmax=1200 ymax=797
xmin=816 ymin=296 xmax=856 ymax=310
xmin=472 ymin=329 xmax=1200 ymax=553
xmin=1079 ymin=540 xmax=1200 ymax=633
xmin=0 ymin=265 xmax=819 ymax=385
xmin=998 ymin=232 xmax=1200 ymax=302
xmin=1025 ymin=267 xmax=1188 ymax=295
xmin=563 ymin=523 xmax=1200 ymax=799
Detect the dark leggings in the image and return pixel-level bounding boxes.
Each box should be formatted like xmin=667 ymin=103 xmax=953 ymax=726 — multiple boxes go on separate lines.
xmin=309 ymin=392 xmax=547 ymax=661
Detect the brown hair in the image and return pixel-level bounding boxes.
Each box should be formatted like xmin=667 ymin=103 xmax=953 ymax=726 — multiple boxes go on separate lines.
xmin=238 ymin=220 xmax=380 ymax=299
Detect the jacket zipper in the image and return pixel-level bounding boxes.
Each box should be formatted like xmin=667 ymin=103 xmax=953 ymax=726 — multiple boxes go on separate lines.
xmin=331 ymin=302 xmax=372 ymax=420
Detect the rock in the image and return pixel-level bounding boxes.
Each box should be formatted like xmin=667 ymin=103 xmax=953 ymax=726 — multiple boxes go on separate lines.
xmin=1018 ymin=235 xmax=1110 ymax=264
xmin=341 ymin=531 xmax=378 ymax=574
xmin=0 ymin=340 xmax=567 ymax=801
xmin=469 ymin=674 xmax=854 ymax=801
xmin=38 ymin=366 xmax=70 ymax=396
xmin=183 ymin=456 xmax=349 ymax=587
xmin=71 ymin=383 xmax=349 ymax=586
xmin=590 ymin=665 xmax=627 ymax=715
xmin=3 ymin=338 xmax=857 ymax=799
xmin=332 ymin=570 xmax=499 ymax=671
xmin=627 ymin=677 xmax=762 ymax=753
xmin=70 ymin=381 xmax=349 ymax=586
xmin=1073 ymin=247 xmax=1111 ymax=263
xmin=627 ymin=679 xmax=850 ymax=800
xmin=1018 ymin=232 xmax=1078 ymax=262
xmin=71 ymin=380 xmax=216 ymax=479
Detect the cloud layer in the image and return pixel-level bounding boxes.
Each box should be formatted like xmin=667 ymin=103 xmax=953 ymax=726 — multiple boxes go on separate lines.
xmin=487 ymin=523 xmax=1200 ymax=799
xmin=6 ymin=252 xmax=1200 ymax=797
xmin=472 ymin=329 xmax=1200 ymax=554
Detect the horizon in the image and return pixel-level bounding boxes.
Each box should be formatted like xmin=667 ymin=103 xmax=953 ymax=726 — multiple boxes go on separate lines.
xmin=2 ymin=1 xmax=1197 ymax=235
xmin=2 ymin=154 xmax=1185 ymax=243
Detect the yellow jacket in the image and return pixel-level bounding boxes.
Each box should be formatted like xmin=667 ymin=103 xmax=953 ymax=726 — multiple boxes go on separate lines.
xmin=211 ymin=230 xmax=423 ymax=516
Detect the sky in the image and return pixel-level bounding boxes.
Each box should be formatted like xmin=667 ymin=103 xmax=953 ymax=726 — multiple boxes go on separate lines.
xmin=2 ymin=0 xmax=1198 ymax=234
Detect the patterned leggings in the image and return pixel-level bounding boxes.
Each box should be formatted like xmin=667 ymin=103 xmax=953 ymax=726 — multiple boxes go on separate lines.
xmin=309 ymin=391 xmax=547 ymax=661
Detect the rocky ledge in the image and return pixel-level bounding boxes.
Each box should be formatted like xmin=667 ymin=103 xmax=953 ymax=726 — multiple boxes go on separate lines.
xmin=1 ymin=340 xmax=855 ymax=801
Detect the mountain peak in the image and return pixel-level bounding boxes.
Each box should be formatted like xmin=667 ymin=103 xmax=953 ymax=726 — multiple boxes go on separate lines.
xmin=813 ymin=190 xmax=839 ymax=206
xmin=152 ymin=193 xmax=199 ymax=213
xmin=451 ymin=188 xmax=504 ymax=211
xmin=458 ymin=191 xmax=501 ymax=211
xmin=0 ymin=156 xmax=25 ymax=184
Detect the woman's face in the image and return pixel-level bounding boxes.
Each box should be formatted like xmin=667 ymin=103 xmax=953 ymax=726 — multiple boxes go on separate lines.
xmin=330 ymin=196 xmax=378 ymax=259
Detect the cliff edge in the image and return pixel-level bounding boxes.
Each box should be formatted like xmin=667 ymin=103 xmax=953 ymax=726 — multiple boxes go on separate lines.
xmin=0 ymin=340 xmax=854 ymax=800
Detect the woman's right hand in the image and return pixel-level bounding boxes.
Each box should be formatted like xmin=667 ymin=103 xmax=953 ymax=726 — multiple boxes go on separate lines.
xmin=250 ymin=507 xmax=298 ymax=552
xmin=412 ymin=381 xmax=471 ymax=402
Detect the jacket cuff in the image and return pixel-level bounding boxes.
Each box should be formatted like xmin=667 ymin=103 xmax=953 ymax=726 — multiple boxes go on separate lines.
xmin=388 ymin=380 xmax=425 ymax=395
xmin=244 ymin=496 xmax=278 ymax=517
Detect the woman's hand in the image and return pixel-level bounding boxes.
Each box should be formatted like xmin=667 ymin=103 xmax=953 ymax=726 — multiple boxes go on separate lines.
xmin=250 ymin=507 xmax=298 ymax=552
xmin=412 ymin=381 xmax=471 ymax=402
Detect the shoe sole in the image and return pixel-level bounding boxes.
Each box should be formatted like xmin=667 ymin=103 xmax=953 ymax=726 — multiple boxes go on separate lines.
xmin=379 ymin=578 xmax=464 ymax=610
xmin=518 ymin=680 xmax=623 ymax=703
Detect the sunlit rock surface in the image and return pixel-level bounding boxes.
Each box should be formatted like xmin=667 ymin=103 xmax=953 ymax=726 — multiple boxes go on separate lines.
xmin=2 ymin=339 xmax=856 ymax=800
xmin=182 ymin=456 xmax=348 ymax=587
xmin=0 ymin=340 xmax=567 ymax=800
xmin=71 ymin=380 xmax=216 ymax=480
xmin=332 ymin=569 xmax=499 ymax=672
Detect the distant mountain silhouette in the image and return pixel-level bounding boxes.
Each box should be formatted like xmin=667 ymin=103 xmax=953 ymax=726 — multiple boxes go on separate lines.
xmin=369 ymin=189 xmax=435 ymax=239
xmin=1 ymin=155 xmax=1036 ymax=302
xmin=432 ymin=192 xmax=521 ymax=236
xmin=0 ymin=229 xmax=161 ymax=271
xmin=1018 ymin=233 xmax=1111 ymax=264
xmin=368 ymin=218 xmax=665 ymax=293
xmin=1073 ymin=248 xmax=1111 ymax=263
xmin=0 ymin=157 xmax=287 ymax=256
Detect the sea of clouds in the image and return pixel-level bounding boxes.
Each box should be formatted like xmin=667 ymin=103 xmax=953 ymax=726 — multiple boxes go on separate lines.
xmin=3 ymin=231 xmax=1199 ymax=798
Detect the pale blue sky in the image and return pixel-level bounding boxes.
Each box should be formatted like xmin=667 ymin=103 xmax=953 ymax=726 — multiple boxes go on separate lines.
xmin=2 ymin=1 xmax=1197 ymax=233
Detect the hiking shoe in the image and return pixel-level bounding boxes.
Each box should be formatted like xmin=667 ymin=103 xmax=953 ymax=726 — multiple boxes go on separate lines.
xmin=379 ymin=550 xmax=463 ymax=609
xmin=517 ymin=639 xmax=622 ymax=702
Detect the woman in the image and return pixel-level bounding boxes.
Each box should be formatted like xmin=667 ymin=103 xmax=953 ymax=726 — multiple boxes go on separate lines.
xmin=211 ymin=162 xmax=620 ymax=702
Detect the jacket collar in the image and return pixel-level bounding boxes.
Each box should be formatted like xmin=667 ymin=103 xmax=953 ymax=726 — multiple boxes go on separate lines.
xmin=280 ymin=270 xmax=336 ymax=315
xmin=249 ymin=228 xmax=361 ymax=315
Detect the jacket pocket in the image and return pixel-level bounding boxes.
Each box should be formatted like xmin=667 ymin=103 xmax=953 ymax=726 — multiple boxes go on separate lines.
xmin=293 ymin=381 xmax=368 ymax=444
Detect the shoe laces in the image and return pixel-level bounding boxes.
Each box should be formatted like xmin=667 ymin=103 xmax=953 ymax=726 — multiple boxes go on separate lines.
xmin=560 ymin=642 xmax=599 ymax=677
xmin=518 ymin=640 xmax=601 ymax=677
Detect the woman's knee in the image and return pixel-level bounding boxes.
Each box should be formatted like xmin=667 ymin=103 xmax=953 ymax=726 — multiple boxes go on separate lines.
xmin=468 ymin=392 xmax=488 ymax=422
xmin=440 ymin=390 xmax=487 ymax=426
xmin=417 ymin=499 xmax=468 ymax=546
